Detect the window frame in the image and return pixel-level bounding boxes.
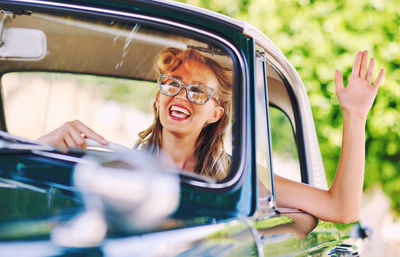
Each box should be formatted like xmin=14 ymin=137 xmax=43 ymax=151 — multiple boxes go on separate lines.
xmin=265 ymin=61 xmax=309 ymax=184
xmin=254 ymin=50 xmax=276 ymax=213
xmin=0 ymin=0 xmax=250 ymax=190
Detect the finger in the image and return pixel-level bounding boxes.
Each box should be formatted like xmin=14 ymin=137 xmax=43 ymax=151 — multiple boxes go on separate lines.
xmin=360 ymin=50 xmax=368 ymax=78
xmin=335 ymin=69 xmax=344 ymax=92
xmin=68 ymin=125 xmax=87 ymax=148
xmin=72 ymin=120 xmax=108 ymax=145
xmin=366 ymin=58 xmax=375 ymax=82
xmin=56 ymin=138 xmax=67 ymax=148
xmin=59 ymin=139 xmax=69 ymax=153
xmin=65 ymin=133 xmax=79 ymax=148
xmin=372 ymin=68 xmax=385 ymax=89
xmin=352 ymin=51 xmax=363 ymax=76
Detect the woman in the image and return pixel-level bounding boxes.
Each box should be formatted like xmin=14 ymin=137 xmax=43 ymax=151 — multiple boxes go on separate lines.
xmin=134 ymin=48 xmax=232 ymax=179
xmin=38 ymin=48 xmax=385 ymax=223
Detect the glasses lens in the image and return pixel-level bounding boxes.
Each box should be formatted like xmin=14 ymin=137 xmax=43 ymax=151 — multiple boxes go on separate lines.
xmin=158 ymin=75 xmax=214 ymax=104
xmin=159 ymin=76 xmax=180 ymax=95
xmin=188 ymin=86 xmax=211 ymax=104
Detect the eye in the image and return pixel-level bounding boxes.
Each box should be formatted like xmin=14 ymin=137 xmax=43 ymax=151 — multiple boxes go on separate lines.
xmin=190 ymin=86 xmax=206 ymax=94
xmin=166 ymin=80 xmax=180 ymax=88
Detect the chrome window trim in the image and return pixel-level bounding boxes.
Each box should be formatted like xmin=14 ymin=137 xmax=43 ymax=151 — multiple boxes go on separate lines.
xmin=6 ymin=0 xmax=249 ymax=190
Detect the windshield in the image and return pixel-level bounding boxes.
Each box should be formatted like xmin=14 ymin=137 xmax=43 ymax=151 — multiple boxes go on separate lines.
xmin=0 ymin=10 xmax=237 ymax=182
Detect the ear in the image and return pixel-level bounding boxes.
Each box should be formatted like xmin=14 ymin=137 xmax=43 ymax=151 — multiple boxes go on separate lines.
xmin=207 ymin=106 xmax=224 ymax=124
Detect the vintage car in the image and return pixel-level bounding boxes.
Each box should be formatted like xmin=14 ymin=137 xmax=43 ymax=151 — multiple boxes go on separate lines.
xmin=0 ymin=0 xmax=366 ymax=256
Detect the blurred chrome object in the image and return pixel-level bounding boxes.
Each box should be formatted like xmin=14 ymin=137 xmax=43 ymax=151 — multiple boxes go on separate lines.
xmin=51 ymin=150 xmax=180 ymax=248
xmin=51 ymin=209 xmax=107 ymax=248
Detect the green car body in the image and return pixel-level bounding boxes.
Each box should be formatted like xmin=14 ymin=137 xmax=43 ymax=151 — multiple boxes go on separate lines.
xmin=0 ymin=0 xmax=365 ymax=256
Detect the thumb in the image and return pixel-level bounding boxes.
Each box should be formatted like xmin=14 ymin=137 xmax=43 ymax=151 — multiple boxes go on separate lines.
xmin=335 ymin=69 xmax=344 ymax=93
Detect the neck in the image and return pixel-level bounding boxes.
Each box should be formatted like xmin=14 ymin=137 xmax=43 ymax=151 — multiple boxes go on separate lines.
xmin=161 ymin=130 xmax=199 ymax=172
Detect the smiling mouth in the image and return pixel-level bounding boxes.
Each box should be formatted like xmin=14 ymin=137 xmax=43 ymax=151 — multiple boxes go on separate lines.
xmin=169 ymin=105 xmax=191 ymax=120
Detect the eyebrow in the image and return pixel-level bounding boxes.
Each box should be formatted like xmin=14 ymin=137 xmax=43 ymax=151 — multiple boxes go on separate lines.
xmin=171 ymin=75 xmax=183 ymax=80
xmin=170 ymin=75 xmax=206 ymax=86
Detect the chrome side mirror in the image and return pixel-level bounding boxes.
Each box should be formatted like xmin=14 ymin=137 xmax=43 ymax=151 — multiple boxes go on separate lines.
xmin=51 ymin=150 xmax=180 ymax=248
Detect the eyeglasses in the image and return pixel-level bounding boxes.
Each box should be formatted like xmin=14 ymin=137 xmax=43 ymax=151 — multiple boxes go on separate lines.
xmin=158 ymin=74 xmax=217 ymax=105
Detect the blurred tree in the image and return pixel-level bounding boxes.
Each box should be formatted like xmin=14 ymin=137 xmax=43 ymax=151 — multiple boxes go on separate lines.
xmin=177 ymin=0 xmax=400 ymax=216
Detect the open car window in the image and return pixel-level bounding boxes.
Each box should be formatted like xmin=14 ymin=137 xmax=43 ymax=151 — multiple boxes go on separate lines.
xmin=265 ymin=62 xmax=304 ymax=183
xmin=0 ymin=10 xmax=237 ymax=183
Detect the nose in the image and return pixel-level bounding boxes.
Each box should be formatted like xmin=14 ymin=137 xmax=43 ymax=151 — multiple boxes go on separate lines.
xmin=175 ymin=86 xmax=189 ymax=101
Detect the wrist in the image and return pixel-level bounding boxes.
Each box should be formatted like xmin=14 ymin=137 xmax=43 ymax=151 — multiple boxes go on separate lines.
xmin=342 ymin=111 xmax=367 ymax=126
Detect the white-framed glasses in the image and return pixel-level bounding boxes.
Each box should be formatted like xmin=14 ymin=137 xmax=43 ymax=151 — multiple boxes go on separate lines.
xmin=158 ymin=74 xmax=217 ymax=105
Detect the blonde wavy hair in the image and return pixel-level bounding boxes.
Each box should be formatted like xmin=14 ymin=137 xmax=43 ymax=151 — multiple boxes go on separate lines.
xmin=136 ymin=47 xmax=233 ymax=180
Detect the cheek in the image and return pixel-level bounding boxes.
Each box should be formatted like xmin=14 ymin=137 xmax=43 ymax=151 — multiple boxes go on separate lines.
xmin=194 ymin=105 xmax=214 ymax=120
xmin=158 ymin=95 xmax=170 ymax=109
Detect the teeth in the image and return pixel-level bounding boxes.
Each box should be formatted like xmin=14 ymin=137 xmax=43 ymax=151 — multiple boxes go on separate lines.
xmin=170 ymin=106 xmax=190 ymax=115
xmin=171 ymin=112 xmax=187 ymax=118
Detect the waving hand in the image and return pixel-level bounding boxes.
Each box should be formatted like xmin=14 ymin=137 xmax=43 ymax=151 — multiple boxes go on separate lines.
xmin=335 ymin=50 xmax=385 ymax=119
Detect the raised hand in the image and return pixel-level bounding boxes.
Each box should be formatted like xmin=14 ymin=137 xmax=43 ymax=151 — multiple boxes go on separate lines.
xmin=335 ymin=50 xmax=385 ymax=120
xmin=37 ymin=120 xmax=108 ymax=149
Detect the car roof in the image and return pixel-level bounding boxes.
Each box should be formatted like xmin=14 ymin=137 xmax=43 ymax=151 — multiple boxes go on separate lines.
xmin=150 ymin=0 xmax=246 ymax=29
xmin=149 ymin=0 xmax=287 ymax=56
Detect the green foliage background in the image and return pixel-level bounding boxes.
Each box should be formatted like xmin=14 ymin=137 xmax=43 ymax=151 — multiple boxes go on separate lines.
xmin=177 ymin=0 xmax=400 ymax=215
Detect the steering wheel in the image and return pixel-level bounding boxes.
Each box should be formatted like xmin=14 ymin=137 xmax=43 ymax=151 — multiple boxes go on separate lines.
xmin=85 ymin=138 xmax=131 ymax=152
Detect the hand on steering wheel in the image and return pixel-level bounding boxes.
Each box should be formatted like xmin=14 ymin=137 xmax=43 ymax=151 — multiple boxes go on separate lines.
xmin=37 ymin=120 xmax=109 ymax=149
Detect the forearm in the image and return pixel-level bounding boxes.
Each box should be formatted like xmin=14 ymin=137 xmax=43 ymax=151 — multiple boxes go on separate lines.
xmin=275 ymin=114 xmax=366 ymax=223
xmin=328 ymin=112 xmax=366 ymax=222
